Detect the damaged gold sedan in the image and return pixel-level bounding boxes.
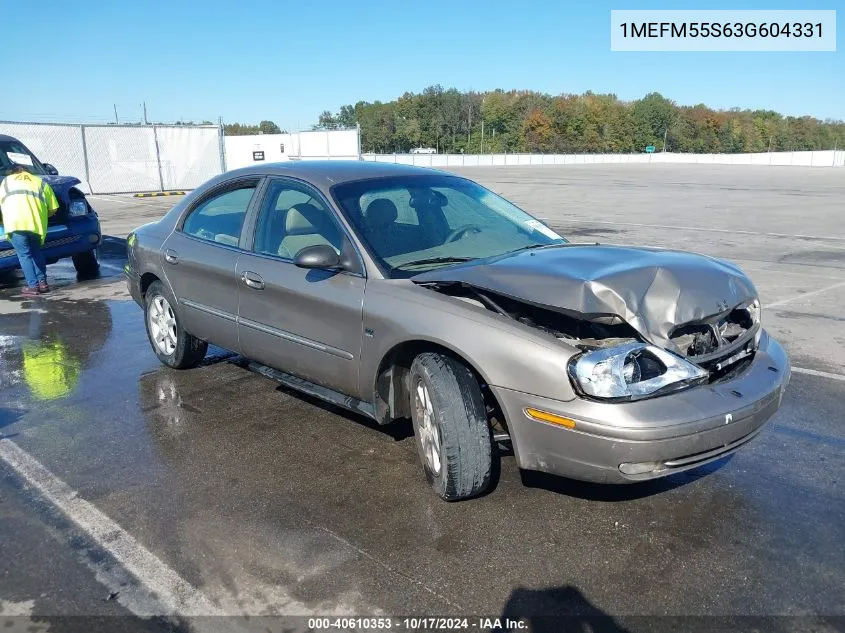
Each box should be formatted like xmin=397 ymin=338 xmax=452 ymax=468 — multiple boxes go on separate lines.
xmin=126 ymin=162 xmax=790 ymax=500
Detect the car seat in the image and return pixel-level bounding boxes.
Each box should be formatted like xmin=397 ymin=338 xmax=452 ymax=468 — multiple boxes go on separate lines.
xmin=362 ymin=198 xmax=402 ymax=257
xmin=277 ymin=203 xmax=341 ymax=259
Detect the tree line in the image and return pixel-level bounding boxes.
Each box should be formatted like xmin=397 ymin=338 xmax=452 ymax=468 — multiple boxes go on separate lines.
xmin=223 ymin=120 xmax=283 ymax=136
xmin=313 ymin=86 xmax=845 ymax=155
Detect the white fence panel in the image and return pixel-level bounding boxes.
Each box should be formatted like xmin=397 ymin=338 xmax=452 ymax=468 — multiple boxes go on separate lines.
xmin=0 ymin=122 xmax=90 ymax=192
xmin=83 ymin=126 xmax=160 ymax=194
xmin=156 ymin=126 xmax=222 ymax=190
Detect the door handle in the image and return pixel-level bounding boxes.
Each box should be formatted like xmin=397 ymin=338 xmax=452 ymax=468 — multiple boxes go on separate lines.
xmin=164 ymin=249 xmax=179 ymax=264
xmin=240 ymin=271 xmax=265 ymax=290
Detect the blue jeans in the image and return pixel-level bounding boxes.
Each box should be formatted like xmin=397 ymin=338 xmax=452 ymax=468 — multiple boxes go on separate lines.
xmin=9 ymin=231 xmax=47 ymax=287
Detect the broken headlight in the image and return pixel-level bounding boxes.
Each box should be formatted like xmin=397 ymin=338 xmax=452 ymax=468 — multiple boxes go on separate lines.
xmin=69 ymin=198 xmax=89 ymax=217
xmin=568 ymin=342 xmax=708 ymax=401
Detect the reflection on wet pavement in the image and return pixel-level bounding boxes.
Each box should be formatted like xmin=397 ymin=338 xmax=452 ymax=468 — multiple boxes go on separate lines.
xmin=1 ymin=298 xmax=113 ymax=408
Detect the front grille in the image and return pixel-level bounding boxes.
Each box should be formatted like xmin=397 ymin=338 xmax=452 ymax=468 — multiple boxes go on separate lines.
xmin=670 ymin=302 xmax=760 ymax=368
xmin=45 ymin=235 xmax=80 ymax=249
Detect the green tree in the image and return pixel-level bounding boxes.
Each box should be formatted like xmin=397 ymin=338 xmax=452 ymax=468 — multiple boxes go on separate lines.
xmin=631 ymin=92 xmax=676 ymax=151
xmin=337 ymin=105 xmax=357 ymax=129
xmin=259 ymin=120 xmax=282 ymax=134
xmin=314 ymin=110 xmax=338 ymax=130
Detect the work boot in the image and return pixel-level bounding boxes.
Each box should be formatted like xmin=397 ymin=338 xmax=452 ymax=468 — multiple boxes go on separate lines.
xmin=21 ymin=286 xmax=40 ymax=297
xmin=38 ymin=281 xmax=50 ymax=293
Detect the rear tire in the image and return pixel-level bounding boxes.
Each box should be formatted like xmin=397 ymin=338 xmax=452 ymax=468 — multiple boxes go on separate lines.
xmin=409 ymin=352 xmax=493 ymax=501
xmin=72 ymin=249 xmax=100 ymax=278
xmin=144 ymin=280 xmax=207 ymax=369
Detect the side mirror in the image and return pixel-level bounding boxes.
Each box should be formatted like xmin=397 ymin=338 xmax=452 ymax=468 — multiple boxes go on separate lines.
xmin=293 ymin=244 xmax=341 ymax=270
xmin=43 ymin=163 xmax=59 ymax=176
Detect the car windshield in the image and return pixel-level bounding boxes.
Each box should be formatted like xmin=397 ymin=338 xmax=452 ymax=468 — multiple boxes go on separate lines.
xmin=332 ymin=175 xmax=566 ymax=278
xmin=0 ymin=140 xmax=47 ymax=177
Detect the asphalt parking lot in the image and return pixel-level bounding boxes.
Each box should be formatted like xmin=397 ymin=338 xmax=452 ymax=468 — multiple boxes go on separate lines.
xmin=0 ymin=165 xmax=843 ymax=632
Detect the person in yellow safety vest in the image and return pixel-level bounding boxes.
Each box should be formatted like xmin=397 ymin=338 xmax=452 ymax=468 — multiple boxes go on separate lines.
xmin=0 ymin=164 xmax=60 ymax=296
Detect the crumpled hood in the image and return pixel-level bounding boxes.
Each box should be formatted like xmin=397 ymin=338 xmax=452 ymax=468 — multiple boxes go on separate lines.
xmin=412 ymin=244 xmax=758 ymax=350
xmin=41 ymin=175 xmax=82 ymax=204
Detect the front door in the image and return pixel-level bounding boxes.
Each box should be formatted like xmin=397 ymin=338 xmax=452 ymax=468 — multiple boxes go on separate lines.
xmin=236 ymin=177 xmax=366 ymax=397
xmin=161 ymin=179 xmax=260 ymax=352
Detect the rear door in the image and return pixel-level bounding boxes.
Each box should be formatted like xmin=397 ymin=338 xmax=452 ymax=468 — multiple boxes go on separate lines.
xmin=236 ymin=177 xmax=366 ymax=397
xmin=161 ymin=178 xmax=261 ymax=352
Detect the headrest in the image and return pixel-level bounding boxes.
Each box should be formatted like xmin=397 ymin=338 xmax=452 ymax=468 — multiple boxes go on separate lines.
xmin=285 ymin=203 xmax=326 ymax=235
xmin=409 ymin=189 xmax=447 ymax=209
xmin=364 ymin=198 xmax=398 ymax=227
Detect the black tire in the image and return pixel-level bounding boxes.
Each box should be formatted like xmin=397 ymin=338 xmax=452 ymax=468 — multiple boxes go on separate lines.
xmin=409 ymin=352 xmax=493 ymax=501
xmin=144 ymin=280 xmax=207 ymax=369
xmin=72 ymin=249 xmax=100 ymax=278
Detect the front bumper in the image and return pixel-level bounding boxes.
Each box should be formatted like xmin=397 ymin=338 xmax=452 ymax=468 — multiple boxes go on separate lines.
xmin=492 ymin=330 xmax=790 ymax=484
xmin=0 ymin=216 xmax=101 ymax=270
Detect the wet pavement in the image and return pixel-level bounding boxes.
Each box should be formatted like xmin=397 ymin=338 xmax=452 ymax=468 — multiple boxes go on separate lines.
xmin=0 ymin=170 xmax=843 ymax=632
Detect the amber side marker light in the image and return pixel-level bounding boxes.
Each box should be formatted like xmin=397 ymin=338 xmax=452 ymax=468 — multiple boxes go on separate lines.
xmin=524 ymin=408 xmax=577 ymax=429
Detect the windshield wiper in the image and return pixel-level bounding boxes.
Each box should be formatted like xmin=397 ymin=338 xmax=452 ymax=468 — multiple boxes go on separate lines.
xmin=394 ymin=256 xmax=476 ymax=270
xmin=507 ymin=242 xmax=569 ymax=255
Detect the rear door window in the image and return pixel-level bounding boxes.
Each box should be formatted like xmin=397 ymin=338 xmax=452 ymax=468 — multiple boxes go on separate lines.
xmin=182 ymin=184 xmax=257 ymax=247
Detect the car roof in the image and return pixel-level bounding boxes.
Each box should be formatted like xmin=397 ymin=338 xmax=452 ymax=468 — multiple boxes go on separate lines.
xmin=221 ymin=160 xmax=453 ymax=188
xmin=0 ymin=134 xmax=21 ymax=143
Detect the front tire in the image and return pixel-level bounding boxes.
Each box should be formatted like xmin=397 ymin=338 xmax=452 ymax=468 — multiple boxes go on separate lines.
xmin=409 ymin=352 xmax=493 ymax=501
xmin=144 ymin=281 xmax=207 ymax=369
xmin=72 ymin=249 xmax=100 ymax=278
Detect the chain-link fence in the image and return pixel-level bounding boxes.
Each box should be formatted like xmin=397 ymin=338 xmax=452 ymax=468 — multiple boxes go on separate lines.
xmin=0 ymin=121 xmax=225 ymax=194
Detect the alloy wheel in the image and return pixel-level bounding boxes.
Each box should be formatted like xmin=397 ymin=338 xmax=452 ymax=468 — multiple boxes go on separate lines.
xmin=414 ymin=379 xmax=442 ymax=475
xmin=148 ymin=295 xmax=177 ymax=355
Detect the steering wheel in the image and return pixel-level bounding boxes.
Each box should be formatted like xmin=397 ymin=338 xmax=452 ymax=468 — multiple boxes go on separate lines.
xmin=445 ymin=224 xmax=483 ymax=244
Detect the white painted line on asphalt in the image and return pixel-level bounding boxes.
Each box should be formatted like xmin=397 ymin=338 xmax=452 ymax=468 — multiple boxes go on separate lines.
xmin=542 ymin=217 xmax=845 ymax=244
xmin=0 ymin=439 xmax=224 ymax=618
xmin=88 ymin=195 xmax=139 ymax=205
xmin=727 ymin=262 xmax=845 ymax=281
xmin=792 ymin=367 xmax=845 ymax=383
xmin=766 ymin=280 xmax=845 ymax=308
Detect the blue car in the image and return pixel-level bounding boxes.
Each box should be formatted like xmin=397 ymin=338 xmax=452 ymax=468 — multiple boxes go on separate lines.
xmin=0 ymin=134 xmax=101 ymax=278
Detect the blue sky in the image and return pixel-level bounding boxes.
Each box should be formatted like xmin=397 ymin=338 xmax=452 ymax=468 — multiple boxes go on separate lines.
xmin=4 ymin=0 xmax=842 ymax=129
